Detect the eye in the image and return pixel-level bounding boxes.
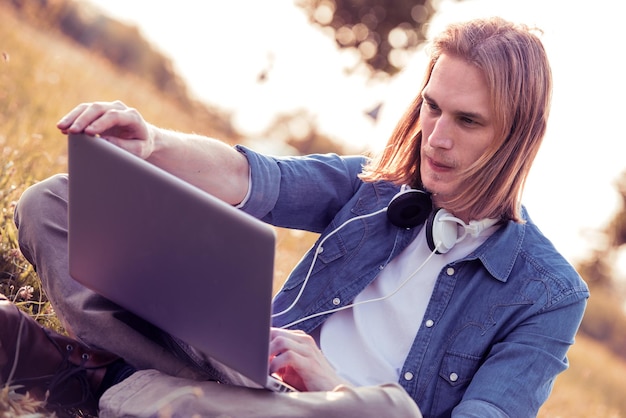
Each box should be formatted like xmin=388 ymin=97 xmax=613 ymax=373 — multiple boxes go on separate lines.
xmin=423 ymin=100 xmax=440 ymax=113
xmin=459 ymin=114 xmax=484 ymax=127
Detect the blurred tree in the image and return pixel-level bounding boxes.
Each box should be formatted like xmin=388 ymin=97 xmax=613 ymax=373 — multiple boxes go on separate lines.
xmin=576 ymin=169 xmax=626 ymax=359
xmin=260 ymin=110 xmax=349 ymax=155
xmin=610 ymin=173 xmax=626 ymax=247
xmin=297 ymin=0 xmax=455 ymax=76
xmin=580 ymin=171 xmax=626 ymax=291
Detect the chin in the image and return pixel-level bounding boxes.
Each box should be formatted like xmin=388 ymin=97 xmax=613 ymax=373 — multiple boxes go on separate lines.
xmin=420 ymin=179 xmax=439 ymax=195
xmin=421 ymin=177 xmax=455 ymax=198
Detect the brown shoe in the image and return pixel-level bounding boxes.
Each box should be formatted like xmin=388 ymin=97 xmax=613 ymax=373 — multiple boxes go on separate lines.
xmin=0 ymin=296 xmax=121 ymax=413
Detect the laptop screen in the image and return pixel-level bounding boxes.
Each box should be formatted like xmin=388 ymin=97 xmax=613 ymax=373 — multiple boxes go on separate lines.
xmin=67 ymin=133 xmax=277 ymax=388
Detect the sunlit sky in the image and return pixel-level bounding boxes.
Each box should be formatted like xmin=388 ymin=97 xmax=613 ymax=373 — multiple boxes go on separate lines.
xmin=87 ymin=0 xmax=626 ymax=267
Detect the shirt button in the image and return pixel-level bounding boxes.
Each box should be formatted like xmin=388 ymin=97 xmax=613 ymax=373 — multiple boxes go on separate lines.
xmin=449 ymin=373 xmax=459 ymax=382
xmin=332 ymin=297 xmax=341 ymax=306
xmin=446 ymin=267 xmax=455 ymax=276
xmin=379 ymin=265 xmax=384 ymax=270
xmin=317 ymin=246 xmax=324 ymax=254
xmin=404 ymin=372 xmax=414 ymax=381
xmin=425 ymin=319 xmax=434 ymax=328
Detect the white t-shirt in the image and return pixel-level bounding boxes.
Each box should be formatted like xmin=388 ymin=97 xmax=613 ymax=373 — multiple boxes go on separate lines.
xmin=319 ymin=224 xmax=497 ymax=385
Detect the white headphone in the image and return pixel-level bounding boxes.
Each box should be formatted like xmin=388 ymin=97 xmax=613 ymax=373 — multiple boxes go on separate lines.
xmin=425 ymin=208 xmax=500 ymax=254
xmin=273 ymin=187 xmax=499 ymax=328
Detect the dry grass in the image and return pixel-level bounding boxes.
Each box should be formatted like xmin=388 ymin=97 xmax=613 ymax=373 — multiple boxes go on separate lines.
xmin=0 ymin=385 xmax=50 ymax=418
xmin=1 ymin=3 xmax=625 ymax=417
xmin=0 ymin=1 xmax=236 ymax=313
xmin=0 ymin=6 xmax=315 ymax=415
xmin=539 ymin=333 xmax=626 ymax=417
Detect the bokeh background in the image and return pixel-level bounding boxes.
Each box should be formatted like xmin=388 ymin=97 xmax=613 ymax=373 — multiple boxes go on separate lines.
xmin=1 ymin=0 xmax=625 ymax=416
xmin=90 ymin=0 xmax=626 ymax=266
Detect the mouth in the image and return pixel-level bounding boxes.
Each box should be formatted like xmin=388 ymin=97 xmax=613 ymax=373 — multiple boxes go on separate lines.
xmin=425 ymin=155 xmax=453 ymax=172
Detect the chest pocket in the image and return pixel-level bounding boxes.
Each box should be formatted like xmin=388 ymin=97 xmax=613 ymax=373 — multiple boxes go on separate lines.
xmin=279 ymin=227 xmax=348 ymax=292
xmin=439 ymin=351 xmax=482 ymax=387
xmin=434 ymin=351 xmax=483 ymax=415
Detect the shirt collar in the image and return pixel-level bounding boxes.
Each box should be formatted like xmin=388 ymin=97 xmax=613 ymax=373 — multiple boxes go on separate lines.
xmin=465 ymin=209 xmax=528 ymax=283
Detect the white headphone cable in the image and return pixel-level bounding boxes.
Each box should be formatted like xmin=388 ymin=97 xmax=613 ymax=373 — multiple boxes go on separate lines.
xmin=271 ymin=207 xmax=388 ymax=319
xmin=278 ymin=244 xmax=439 ymax=329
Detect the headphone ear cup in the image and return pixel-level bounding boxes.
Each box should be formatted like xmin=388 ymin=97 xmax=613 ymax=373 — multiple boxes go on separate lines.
xmin=387 ymin=189 xmax=432 ymax=228
xmin=425 ymin=210 xmax=437 ymax=252
xmin=426 ymin=208 xmax=458 ymax=254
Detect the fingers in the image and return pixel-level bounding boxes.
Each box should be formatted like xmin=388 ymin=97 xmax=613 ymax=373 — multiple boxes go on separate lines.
xmin=56 ymin=102 xmax=91 ymax=132
xmin=269 ymin=328 xmax=315 ymax=358
xmin=268 ymin=328 xmax=347 ymax=392
xmin=269 ymin=330 xmax=311 ymax=391
xmin=268 ymin=328 xmax=314 ymax=371
xmin=57 ymin=100 xmax=123 ymax=133
xmin=57 ymin=101 xmax=147 ymax=141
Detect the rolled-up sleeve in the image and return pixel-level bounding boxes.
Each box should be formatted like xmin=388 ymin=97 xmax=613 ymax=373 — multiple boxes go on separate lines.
xmin=235 ymin=145 xmax=282 ymax=219
xmin=452 ymin=400 xmax=509 ymax=417
xmin=234 ymin=145 xmax=367 ymax=232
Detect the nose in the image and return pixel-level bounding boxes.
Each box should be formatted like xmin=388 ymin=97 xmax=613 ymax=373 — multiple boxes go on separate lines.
xmin=426 ymin=116 xmax=453 ymax=149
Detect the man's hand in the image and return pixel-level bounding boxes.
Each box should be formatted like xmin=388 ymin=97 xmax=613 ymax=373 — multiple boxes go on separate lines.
xmin=269 ymin=328 xmax=352 ymax=392
xmin=57 ymin=100 xmax=250 ymax=205
xmin=57 ymin=100 xmax=156 ymax=160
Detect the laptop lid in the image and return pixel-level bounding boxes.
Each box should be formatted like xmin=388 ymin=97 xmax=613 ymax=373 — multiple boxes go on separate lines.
xmin=67 ymin=133 xmax=276 ymax=389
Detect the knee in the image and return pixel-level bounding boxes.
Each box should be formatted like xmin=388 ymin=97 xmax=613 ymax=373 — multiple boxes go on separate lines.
xmin=14 ymin=174 xmax=69 ymax=229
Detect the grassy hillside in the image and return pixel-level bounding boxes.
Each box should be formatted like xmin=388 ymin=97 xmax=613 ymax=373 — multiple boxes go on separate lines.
xmin=0 ymin=0 xmax=242 ymax=324
xmin=0 ymin=3 xmax=624 ymax=417
xmin=539 ymin=334 xmax=626 ymax=417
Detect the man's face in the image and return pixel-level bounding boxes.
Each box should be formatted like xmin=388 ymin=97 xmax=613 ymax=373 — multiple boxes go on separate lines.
xmin=420 ymin=54 xmax=496 ymax=215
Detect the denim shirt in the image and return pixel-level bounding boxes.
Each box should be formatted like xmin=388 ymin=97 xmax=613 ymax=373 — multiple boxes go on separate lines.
xmin=236 ymin=146 xmax=589 ymax=418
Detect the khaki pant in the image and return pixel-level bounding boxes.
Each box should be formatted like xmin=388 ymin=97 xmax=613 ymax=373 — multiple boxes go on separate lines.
xmin=101 ymin=370 xmax=419 ymax=418
xmin=15 ymin=174 xmax=422 ymax=418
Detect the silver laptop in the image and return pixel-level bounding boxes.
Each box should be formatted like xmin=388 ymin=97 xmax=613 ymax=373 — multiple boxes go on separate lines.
xmin=67 ymin=133 xmax=293 ymax=392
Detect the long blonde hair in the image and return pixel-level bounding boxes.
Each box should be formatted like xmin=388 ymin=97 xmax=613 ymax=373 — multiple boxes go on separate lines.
xmin=361 ymin=17 xmax=552 ymax=222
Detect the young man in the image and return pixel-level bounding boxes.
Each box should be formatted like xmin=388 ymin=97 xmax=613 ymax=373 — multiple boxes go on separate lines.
xmin=5 ymin=17 xmax=587 ymax=417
